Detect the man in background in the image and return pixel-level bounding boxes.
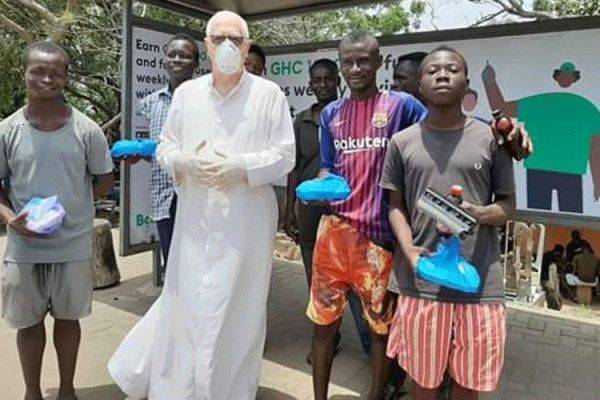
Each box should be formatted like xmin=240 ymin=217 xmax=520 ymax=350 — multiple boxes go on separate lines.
xmin=245 ymin=43 xmax=266 ymax=76
xmin=120 ymin=34 xmax=199 ymax=276
xmin=392 ymin=52 xmax=427 ymax=102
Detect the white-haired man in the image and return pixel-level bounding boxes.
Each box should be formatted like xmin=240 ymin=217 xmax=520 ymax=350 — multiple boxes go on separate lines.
xmin=109 ymin=11 xmax=295 ymax=400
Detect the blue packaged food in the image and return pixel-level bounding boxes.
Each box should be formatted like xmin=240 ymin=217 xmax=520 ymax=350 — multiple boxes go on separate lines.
xmin=296 ymin=173 xmax=351 ymax=202
xmin=416 ymin=235 xmax=481 ymax=293
xmin=111 ymin=139 xmax=158 ymax=158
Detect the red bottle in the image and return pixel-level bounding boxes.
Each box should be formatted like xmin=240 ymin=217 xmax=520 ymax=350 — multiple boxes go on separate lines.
xmin=492 ymin=110 xmax=513 ymax=135
xmin=436 ymin=185 xmax=464 ymax=237
xmin=449 ymin=185 xmax=463 ymax=205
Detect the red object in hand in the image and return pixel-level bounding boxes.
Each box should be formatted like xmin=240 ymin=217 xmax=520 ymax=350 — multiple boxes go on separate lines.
xmin=492 ymin=109 xmax=526 ymax=159
xmin=492 ymin=109 xmax=513 ymax=135
xmin=437 ymin=185 xmax=464 ymax=237
xmin=449 ymin=185 xmax=463 ymax=202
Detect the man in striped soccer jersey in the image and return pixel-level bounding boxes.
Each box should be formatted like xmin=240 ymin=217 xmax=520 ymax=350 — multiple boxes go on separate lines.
xmin=306 ymin=30 xmax=427 ymax=400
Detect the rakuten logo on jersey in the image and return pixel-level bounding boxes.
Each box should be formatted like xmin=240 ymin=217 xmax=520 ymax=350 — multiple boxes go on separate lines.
xmin=333 ymin=136 xmax=390 ymax=154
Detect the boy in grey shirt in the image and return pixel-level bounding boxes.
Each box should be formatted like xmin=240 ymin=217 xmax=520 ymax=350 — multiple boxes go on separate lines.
xmin=0 ymin=42 xmax=113 ymax=400
xmin=381 ymin=47 xmax=515 ymax=399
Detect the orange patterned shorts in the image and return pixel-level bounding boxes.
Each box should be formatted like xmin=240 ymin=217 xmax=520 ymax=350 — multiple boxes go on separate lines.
xmin=306 ymin=215 xmax=394 ymax=335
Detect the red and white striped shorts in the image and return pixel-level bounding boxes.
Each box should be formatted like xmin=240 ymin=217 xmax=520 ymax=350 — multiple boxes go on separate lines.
xmin=387 ymin=296 xmax=506 ymax=392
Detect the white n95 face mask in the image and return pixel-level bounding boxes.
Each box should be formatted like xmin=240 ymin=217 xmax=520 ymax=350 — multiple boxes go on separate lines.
xmin=215 ymin=39 xmax=242 ymax=75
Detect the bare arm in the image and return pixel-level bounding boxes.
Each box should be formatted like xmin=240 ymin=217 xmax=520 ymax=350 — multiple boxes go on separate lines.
xmin=389 ymin=190 xmax=429 ymax=268
xmin=463 ymin=193 xmax=516 ymax=227
xmin=284 ymin=169 xmax=300 ymax=241
xmin=0 ymin=181 xmax=37 ymax=237
xmin=0 ymin=182 xmax=15 ymax=223
xmin=93 ymin=173 xmax=115 ymax=199
xmin=285 ymin=169 xmax=299 ymax=215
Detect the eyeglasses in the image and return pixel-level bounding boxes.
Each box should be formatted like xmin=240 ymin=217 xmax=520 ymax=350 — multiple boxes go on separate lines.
xmin=209 ymin=35 xmax=246 ymax=47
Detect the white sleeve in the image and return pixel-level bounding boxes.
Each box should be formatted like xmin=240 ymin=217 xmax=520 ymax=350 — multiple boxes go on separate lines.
xmin=241 ymin=89 xmax=295 ymax=188
xmin=156 ymin=88 xmax=184 ymax=178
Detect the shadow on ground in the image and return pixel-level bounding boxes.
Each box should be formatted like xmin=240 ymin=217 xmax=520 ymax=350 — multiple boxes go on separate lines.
xmin=257 ymin=386 xmax=297 ymax=399
xmin=46 ymin=384 xmax=125 ymax=400
xmin=94 ymin=259 xmax=372 ymax=397
xmin=93 ymin=273 xmax=158 ymax=317
xmin=263 ymin=260 xmax=371 ymax=396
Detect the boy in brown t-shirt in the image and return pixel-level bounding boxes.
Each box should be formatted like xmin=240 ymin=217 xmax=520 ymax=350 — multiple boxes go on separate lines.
xmin=381 ymin=46 xmax=516 ymax=399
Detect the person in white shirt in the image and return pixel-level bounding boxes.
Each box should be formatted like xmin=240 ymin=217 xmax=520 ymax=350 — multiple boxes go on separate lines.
xmin=109 ymin=11 xmax=295 ymax=400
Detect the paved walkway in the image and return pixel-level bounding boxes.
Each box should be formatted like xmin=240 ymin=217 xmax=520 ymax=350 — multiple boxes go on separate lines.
xmin=1 ymin=230 xmax=600 ymax=399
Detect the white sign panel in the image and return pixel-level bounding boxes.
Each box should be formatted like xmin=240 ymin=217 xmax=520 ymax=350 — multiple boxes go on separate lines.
xmin=265 ymin=28 xmax=600 ymax=220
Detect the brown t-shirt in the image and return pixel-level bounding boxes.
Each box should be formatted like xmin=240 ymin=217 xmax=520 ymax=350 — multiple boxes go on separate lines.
xmin=574 ymin=252 xmax=600 ymax=283
xmin=380 ymin=118 xmax=515 ymax=303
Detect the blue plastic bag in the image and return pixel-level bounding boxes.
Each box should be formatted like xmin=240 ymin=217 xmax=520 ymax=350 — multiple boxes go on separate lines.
xmin=20 ymin=196 xmax=65 ymax=235
xmin=416 ymin=235 xmax=481 ymax=293
xmin=111 ymin=139 xmax=158 ymax=158
xmin=296 ymin=172 xmax=351 ymax=202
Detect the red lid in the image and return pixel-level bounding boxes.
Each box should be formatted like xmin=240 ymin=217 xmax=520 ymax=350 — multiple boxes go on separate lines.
xmin=450 ymin=185 xmax=463 ymax=198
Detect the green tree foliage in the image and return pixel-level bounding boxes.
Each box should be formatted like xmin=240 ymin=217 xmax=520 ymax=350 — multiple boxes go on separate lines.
xmin=0 ymin=1 xmax=425 ymax=121
xmin=0 ymin=0 xmax=121 ymax=126
xmin=534 ymin=0 xmax=600 ymax=16
xmin=250 ymin=2 xmax=425 ymax=45
xmin=468 ymin=0 xmax=599 ymax=23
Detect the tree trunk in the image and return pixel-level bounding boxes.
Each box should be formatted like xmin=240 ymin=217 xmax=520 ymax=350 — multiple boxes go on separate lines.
xmin=92 ymin=218 xmax=120 ymax=289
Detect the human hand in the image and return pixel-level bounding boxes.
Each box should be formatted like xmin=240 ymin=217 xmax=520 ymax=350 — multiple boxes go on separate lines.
xmin=284 ymin=210 xmax=300 ymax=243
xmin=8 ymin=212 xmax=39 ymax=237
xmin=491 ymin=119 xmax=533 ymax=161
xmin=204 ymin=149 xmax=248 ymax=191
xmin=115 ymin=155 xmax=153 ymax=164
xmin=404 ymin=245 xmax=430 ymax=271
xmin=172 ymin=141 xmax=215 ymax=185
xmin=482 ymin=61 xmax=496 ymax=82
xmin=461 ymin=200 xmax=483 ymax=220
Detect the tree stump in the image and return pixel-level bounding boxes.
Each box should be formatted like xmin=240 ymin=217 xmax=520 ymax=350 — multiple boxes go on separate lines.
xmin=92 ymin=218 xmax=120 ymax=289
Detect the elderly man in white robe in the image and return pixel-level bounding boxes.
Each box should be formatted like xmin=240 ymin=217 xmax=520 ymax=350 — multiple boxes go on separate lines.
xmin=108 ymin=11 xmax=295 ymax=400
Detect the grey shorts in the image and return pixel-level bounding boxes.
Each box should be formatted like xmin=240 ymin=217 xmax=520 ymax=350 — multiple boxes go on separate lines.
xmin=1 ymin=259 xmax=93 ymax=329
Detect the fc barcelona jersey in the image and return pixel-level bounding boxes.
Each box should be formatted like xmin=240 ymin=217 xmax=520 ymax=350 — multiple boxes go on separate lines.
xmin=320 ymin=91 xmax=426 ymax=242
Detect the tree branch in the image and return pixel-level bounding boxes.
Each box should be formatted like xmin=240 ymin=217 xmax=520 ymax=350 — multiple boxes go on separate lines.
xmin=68 ymin=85 xmax=112 ymax=116
xmin=101 ymin=113 xmax=121 ymax=131
xmin=0 ymin=13 xmax=33 ymax=42
xmin=50 ymin=0 xmax=79 ymax=42
xmin=484 ymin=0 xmax=557 ymax=20
xmin=14 ymin=0 xmax=58 ymax=25
xmin=470 ymin=9 xmax=505 ymax=27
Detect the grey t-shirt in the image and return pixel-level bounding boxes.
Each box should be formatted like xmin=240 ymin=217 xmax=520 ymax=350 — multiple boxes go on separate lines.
xmin=0 ymin=108 xmax=114 ymax=263
xmin=380 ymin=118 xmax=515 ymax=303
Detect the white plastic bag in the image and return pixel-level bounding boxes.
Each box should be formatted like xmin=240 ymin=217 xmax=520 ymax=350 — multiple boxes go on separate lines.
xmin=20 ymin=196 xmax=65 ymax=234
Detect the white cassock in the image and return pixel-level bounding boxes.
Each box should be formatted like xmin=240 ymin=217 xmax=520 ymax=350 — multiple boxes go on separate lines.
xmin=108 ymin=72 xmax=295 ymax=400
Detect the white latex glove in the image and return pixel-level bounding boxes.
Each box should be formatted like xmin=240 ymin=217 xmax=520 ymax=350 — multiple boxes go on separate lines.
xmin=204 ymin=149 xmax=248 ymax=191
xmin=172 ymin=141 xmax=214 ymax=185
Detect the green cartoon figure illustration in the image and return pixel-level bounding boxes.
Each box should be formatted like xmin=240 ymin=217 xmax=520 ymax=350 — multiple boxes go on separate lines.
xmin=482 ymin=61 xmax=600 ymax=213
